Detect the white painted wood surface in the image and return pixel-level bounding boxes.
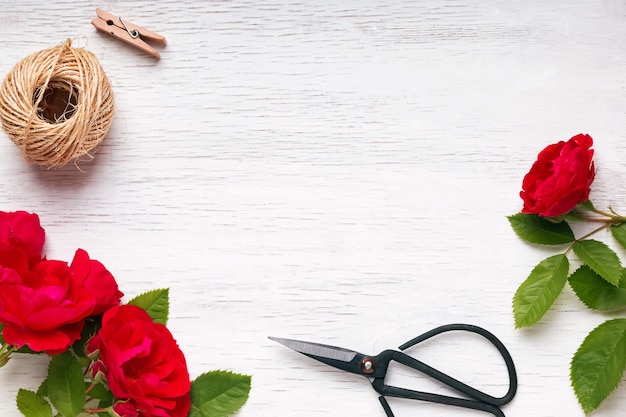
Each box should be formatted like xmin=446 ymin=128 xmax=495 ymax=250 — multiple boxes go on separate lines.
xmin=2 ymin=1 xmax=626 ymax=416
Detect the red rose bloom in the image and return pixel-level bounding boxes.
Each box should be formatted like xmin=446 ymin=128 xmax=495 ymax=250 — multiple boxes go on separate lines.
xmin=0 ymin=211 xmax=45 ymax=271
xmin=0 ymin=249 xmax=122 ymax=353
xmin=88 ymin=305 xmax=191 ymax=417
xmin=520 ymin=134 xmax=595 ymax=217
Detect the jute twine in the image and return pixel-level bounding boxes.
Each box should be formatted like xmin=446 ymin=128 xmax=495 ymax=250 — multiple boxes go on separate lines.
xmin=0 ymin=39 xmax=114 ymax=167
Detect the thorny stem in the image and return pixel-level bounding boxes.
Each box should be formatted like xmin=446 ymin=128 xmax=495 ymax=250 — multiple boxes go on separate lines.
xmin=80 ymin=395 xmax=111 ymax=416
xmin=580 ymin=216 xmax=621 ymax=223
xmin=562 ymin=204 xmax=626 ymax=255
xmin=585 ymin=204 xmax=626 ymax=223
xmin=82 ymin=407 xmax=111 ymax=415
xmin=565 ymin=222 xmax=614 ymax=255
xmin=577 ymin=222 xmax=614 ymax=241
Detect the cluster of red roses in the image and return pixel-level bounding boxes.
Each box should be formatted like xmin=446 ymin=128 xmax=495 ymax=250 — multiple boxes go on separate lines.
xmin=0 ymin=211 xmax=191 ymax=417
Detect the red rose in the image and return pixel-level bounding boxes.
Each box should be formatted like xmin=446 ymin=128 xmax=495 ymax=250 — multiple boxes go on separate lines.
xmin=88 ymin=305 xmax=191 ymax=417
xmin=520 ymin=134 xmax=595 ymax=217
xmin=0 ymin=211 xmax=45 ymax=269
xmin=0 ymin=249 xmax=122 ymax=353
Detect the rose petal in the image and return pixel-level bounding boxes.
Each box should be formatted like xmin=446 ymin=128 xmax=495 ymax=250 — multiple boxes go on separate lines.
xmin=0 ymin=211 xmax=45 ymax=265
xmin=0 ymin=245 xmax=30 ymax=277
xmin=71 ymin=249 xmax=123 ymax=315
xmin=2 ymin=320 xmax=83 ymax=353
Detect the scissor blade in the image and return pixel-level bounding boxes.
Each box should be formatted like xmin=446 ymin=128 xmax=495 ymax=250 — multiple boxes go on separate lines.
xmin=269 ymin=337 xmax=357 ymax=362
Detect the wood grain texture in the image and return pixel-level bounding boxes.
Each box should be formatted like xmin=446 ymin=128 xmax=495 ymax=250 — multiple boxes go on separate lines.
xmin=1 ymin=1 xmax=626 ymax=416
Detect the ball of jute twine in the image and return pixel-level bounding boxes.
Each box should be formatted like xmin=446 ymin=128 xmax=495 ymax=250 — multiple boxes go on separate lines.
xmin=0 ymin=39 xmax=114 ymax=167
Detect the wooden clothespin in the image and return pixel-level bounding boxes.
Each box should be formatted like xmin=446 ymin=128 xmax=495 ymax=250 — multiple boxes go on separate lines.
xmin=91 ymin=8 xmax=166 ymax=58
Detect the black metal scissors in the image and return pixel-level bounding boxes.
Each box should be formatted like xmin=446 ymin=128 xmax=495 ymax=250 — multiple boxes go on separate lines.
xmin=270 ymin=323 xmax=517 ymax=417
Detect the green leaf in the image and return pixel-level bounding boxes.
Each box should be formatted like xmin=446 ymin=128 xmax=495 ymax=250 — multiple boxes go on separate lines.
xmin=561 ymin=212 xmax=588 ymax=222
xmin=573 ymin=240 xmax=622 ymax=286
xmin=513 ymin=254 xmax=569 ymax=328
xmin=611 ymin=223 xmax=626 ymax=250
xmin=507 ymin=213 xmax=575 ymax=245
xmin=16 ymin=389 xmax=53 ymax=417
xmin=189 ymin=371 xmax=251 ymax=417
xmin=127 ymin=288 xmax=170 ymax=325
xmin=47 ymin=352 xmax=86 ymax=417
xmin=571 ymin=318 xmax=626 ymax=413
xmin=85 ymin=381 xmax=113 ymax=404
xmin=569 ymin=266 xmax=626 ymax=310
xmin=577 ymin=200 xmax=597 ymax=212
xmin=37 ymin=378 xmax=49 ymax=397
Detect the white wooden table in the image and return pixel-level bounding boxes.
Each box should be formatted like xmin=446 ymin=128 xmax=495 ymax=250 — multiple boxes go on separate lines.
xmin=2 ymin=1 xmax=626 ymax=416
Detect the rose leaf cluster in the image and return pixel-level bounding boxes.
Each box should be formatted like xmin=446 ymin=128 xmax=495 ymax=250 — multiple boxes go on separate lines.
xmin=508 ymin=134 xmax=626 ymax=415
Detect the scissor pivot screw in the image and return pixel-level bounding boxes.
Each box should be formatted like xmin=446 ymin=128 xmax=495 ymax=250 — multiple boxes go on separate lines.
xmin=360 ymin=357 xmax=376 ymax=374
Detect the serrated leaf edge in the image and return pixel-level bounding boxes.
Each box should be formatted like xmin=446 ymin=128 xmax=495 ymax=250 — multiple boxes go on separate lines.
xmin=610 ymin=223 xmax=626 ymax=250
xmin=127 ymin=288 xmax=170 ymax=325
xmin=507 ymin=213 xmax=575 ymax=245
xmin=569 ymin=266 xmax=626 ymax=311
xmin=573 ymin=239 xmax=622 ymax=287
xmin=46 ymin=352 xmax=86 ymax=417
xmin=570 ymin=319 xmax=626 ymax=414
xmin=16 ymin=389 xmax=52 ymax=417
xmin=189 ymin=370 xmax=251 ymax=417
xmin=513 ymin=254 xmax=569 ymax=328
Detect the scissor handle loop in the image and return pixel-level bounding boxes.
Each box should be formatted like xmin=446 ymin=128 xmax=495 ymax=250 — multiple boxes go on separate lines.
xmin=398 ymin=323 xmax=517 ymax=405
xmin=370 ymin=323 xmax=517 ymax=417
